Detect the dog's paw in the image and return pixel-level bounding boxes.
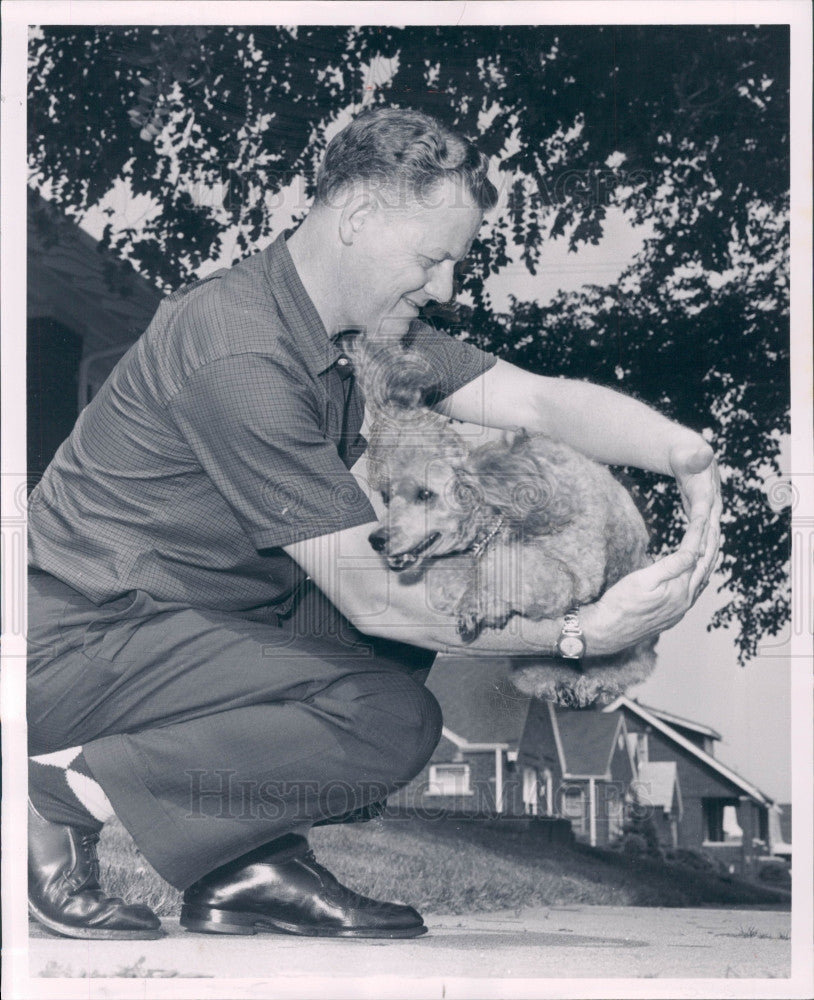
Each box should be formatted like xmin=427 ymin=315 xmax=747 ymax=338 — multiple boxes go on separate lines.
xmin=456 ymin=613 xmax=483 ymax=643
xmin=481 ymin=609 xmax=514 ymax=632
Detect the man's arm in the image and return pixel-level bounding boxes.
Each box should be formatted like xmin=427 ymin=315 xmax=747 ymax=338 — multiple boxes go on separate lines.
xmin=282 ymin=519 xmax=576 ymax=655
xmin=436 ymin=358 xmax=702 ymax=468
xmin=283 ymin=505 xmax=709 ymax=658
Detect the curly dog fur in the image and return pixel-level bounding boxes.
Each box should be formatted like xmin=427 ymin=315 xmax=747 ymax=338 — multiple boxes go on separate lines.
xmin=348 ymin=333 xmax=658 ymax=708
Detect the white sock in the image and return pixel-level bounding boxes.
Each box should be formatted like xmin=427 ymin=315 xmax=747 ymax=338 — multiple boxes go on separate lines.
xmin=30 ymin=746 xmax=115 ymax=824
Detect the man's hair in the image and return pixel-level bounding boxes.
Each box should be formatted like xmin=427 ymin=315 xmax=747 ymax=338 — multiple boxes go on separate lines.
xmin=315 ymin=106 xmax=498 ymax=211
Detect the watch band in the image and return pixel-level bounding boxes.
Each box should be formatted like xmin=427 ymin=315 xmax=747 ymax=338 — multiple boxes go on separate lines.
xmin=556 ymin=607 xmax=586 ymax=660
xmin=562 ymin=609 xmax=581 ymax=636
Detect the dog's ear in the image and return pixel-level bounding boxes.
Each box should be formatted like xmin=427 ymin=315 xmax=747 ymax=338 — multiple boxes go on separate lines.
xmin=466 ymin=442 xmax=575 ymax=534
xmin=449 ymin=469 xmax=486 ymax=513
xmin=347 ymin=334 xmax=439 ymax=412
xmin=386 ymin=362 xmax=441 ymax=410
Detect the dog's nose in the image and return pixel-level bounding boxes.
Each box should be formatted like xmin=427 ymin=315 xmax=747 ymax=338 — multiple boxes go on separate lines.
xmin=368 ymin=530 xmax=389 ymax=552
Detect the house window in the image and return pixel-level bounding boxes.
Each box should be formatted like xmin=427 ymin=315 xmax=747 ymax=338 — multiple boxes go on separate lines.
xmin=522 ymin=766 xmax=540 ymax=816
xmin=722 ymin=805 xmax=744 ymax=841
xmin=637 ymin=734 xmax=649 ymax=765
xmin=607 ymin=795 xmax=624 ymax=842
xmin=427 ymin=764 xmax=472 ymax=796
xmin=627 ymin=731 xmax=650 ymax=768
xmin=543 ymin=768 xmax=554 ymax=817
xmin=560 ymin=786 xmax=586 ymax=835
xmin=703 ymin=798 xmax=742 ymax=843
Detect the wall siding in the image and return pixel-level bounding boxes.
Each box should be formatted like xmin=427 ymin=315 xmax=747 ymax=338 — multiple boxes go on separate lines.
xmin=621 ymin=709 xmax=770 ymax=870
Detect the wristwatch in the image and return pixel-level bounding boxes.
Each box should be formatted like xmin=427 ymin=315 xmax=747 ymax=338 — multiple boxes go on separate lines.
xmin=556 ymin=608 xmax=586 ymax=659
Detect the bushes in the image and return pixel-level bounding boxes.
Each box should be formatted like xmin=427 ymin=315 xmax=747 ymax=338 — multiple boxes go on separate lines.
xmin=621 ymin=833 xmax=649 ymax=856
xmin=757 ymin=860 xmax=792 ymax=888
xmin=664 ymin=848 xmax=718 ymax=873
xmin=614 ymin=814 xmax=663 ymax=860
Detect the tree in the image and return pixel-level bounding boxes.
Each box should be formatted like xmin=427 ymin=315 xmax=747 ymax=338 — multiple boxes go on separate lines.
xmin=27 ymin=24 xmax=790 ymax=661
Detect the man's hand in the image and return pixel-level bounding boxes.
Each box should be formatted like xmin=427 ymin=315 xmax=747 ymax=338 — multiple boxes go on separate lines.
xmin=583 ymin=516 xmax=707 ymax=655
xmin=583 ymin=438 xmax=722 ymax=657
xmin=668 ymin=438 xmax=722 ymax=601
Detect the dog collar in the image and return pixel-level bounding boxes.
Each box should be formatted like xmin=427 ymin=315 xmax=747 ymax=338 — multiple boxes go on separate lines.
xmin=470 ymin=514 xmax=505 ymax=559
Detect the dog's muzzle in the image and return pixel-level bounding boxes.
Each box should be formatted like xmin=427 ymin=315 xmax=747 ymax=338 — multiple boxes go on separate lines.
xmin=368 ymin=530 xmax=441 ymax=571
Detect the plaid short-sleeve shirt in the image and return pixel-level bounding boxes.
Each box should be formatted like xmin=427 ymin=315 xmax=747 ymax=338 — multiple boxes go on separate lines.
xmin=28 ymin=235 xmax=496 ymax=611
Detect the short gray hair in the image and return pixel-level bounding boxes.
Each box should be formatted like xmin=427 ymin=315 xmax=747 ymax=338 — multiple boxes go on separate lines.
xmin=315 ymin=106 xmax=498 ymax=211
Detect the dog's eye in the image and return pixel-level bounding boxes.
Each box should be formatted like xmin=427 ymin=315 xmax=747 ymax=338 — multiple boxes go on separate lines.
xmin=416 ymin=488 xmax=436 ymax=503
xmin=380 ymin=489 xmax=391 ymax=506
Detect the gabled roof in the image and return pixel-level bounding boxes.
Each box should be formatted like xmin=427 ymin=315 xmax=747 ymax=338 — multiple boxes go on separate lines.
xmin=441 ymin=726 xmax=510 ymax=752
xmin=28 ymin=188 xmax=162 ymax=356
xmin=635 ymin=701 xmax=721 ymax=741
xmin=637 ymin=761 xmax=683 ymax=819
xmin=426 ymin=656 xmax=531 ymax=744
xmin=604 ymin=696 xmax=773 ymax=806
xmin=550 ymin=705 xmax=625 ymax=778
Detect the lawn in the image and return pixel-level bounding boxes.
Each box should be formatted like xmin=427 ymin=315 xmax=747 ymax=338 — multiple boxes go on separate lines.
xmin=96 ymin=815 xmax=789 ymax=917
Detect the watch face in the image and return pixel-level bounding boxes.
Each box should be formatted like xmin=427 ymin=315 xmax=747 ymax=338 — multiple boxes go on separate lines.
xmin=559 ymin=635 xmax=585 ymax=658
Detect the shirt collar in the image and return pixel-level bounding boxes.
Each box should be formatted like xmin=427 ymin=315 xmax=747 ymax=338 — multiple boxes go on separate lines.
xmin=262 ymin=232 xmax=352 ymax=377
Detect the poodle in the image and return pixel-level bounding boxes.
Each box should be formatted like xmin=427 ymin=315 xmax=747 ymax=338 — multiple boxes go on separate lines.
xmin=348 ymin=333 xmax=658 ymax=708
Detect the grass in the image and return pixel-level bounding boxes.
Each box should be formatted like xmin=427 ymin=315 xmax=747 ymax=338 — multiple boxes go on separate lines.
xmin=717 ymin=925 xmax=792 ymax=941
xmin=94 ymin=815 xmax=790 ymax=918
xmin=39 ymin=957 xmax=209 ymax=978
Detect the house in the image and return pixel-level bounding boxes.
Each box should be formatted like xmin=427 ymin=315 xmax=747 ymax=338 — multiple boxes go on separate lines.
xmin=27 ymin=188 xmax=162 ymax=478
xmin=391 ymin=656 xmax=637 ymax=847
xmin=537 ymin=706 xmax=637 ymax=846
xmin=604 ymin=696 xmax=781 ymax=876
xmin=392 ymin=659 xmax=785 ymax=874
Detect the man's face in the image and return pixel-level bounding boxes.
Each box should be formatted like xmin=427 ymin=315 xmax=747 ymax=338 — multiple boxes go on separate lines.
xmin=341 ymin=176 xmax=484 ymax=339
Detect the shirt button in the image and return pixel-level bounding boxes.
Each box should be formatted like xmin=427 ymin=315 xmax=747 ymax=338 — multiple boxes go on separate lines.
xmin=337 ymin=356 xmax=350 ymax=366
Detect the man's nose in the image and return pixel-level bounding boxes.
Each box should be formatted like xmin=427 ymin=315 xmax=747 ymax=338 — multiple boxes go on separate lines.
xmin=423 ymin=260 xmax=455 ymax=304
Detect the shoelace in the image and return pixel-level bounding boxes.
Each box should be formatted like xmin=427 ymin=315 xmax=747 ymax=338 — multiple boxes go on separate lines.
xmin=76 ymin=832 xmax=101 ymax=888
xmin=297 ymin=850 xmax=369 ymax=902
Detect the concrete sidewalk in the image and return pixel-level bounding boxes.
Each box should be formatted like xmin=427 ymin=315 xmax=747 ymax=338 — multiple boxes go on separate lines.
xmin=28 ymin=904 xmax=791 ymax=983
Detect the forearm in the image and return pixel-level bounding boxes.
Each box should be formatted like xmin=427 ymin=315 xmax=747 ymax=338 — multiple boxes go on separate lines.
xmin=328 ymin=552 xmax=623 ymax=658
xmin=440 ymin=360 xmax=708 ymax=476
xmin=358 ymin=591 xmax=618 ymax=658
xmin=528 ymin=376 xmax=704 ymax=475
xmin=286 ymin=524 xmax=560 ymax=655
xmin=341 ymin=569 xmax=556 ymax=655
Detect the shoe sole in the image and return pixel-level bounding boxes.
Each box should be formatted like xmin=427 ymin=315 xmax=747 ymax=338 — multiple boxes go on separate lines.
xmin=29 ymin=901 xmax=164 ymax=940
xmin=180 ymin=903 xmax=427 ymax=939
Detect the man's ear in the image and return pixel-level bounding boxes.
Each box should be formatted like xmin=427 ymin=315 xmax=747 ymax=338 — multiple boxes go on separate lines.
xmin=339 ymin=191 xmax=377 ymax=246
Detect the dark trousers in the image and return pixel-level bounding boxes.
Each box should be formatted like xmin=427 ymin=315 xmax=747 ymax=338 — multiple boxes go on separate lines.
xmin=27 ymin=571 xmax=442 ymax=889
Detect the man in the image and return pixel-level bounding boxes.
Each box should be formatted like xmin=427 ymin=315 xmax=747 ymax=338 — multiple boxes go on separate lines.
xmin=27 ymin=107 xmax=720 ymax=940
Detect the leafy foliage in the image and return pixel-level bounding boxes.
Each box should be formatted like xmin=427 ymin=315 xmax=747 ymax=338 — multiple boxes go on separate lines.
xmin=27 ymin=24 xmax=790 ymax=660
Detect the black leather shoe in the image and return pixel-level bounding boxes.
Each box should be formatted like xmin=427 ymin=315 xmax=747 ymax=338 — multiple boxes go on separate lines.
xmin=180 ymin=836 xmax=426 ymax=938
xmin=28 ymin=801 xmax=162 ymax=939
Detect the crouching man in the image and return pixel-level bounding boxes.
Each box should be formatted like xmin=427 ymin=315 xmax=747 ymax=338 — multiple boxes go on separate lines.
xmin=27 ymin=106 xmax=720 ymax=939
